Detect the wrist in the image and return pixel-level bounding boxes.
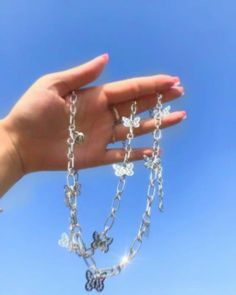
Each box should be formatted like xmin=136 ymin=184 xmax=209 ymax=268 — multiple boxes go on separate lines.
xmin=0 ymin=117 xmax=24 ymax=197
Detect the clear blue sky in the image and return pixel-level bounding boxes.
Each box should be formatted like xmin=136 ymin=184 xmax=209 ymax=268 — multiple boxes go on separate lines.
xmin=0 ymin=1 xmax=236 ymax=294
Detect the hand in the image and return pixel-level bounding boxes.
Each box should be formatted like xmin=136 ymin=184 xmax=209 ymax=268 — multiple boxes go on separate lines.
xmin=1 ymin=54 xmax=186 ymax=176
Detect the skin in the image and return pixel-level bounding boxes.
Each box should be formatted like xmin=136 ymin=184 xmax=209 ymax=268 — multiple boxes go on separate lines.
xmin=0 ymin=54 xmax=186 ymax=197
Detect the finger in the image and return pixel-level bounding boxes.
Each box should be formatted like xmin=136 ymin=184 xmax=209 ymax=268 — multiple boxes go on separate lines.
xmin=52 ymin=54 xmax=109 ymax=96
xmin=103 ymin=75 xmax=180 ymax=105
xmin=110 ymin=111 xmax=186 ymax=143
xmin=103 ymin=147 xmax=154 ymax=165
xmin=114 ymin=85 xmax=185 ymax=118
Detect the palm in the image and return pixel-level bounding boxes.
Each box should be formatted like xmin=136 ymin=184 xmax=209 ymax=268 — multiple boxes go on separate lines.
xmin=7 ymin=83 xmax=114 ymax=173
xmin=3 ymin=55 xmax=185 ymax=175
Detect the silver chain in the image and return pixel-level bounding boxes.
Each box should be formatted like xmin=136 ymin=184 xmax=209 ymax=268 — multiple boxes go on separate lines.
xmin=59 ymin=91 xmax=169 ymax=292
xmin=92 ymin=101 xmax=138 ymax=253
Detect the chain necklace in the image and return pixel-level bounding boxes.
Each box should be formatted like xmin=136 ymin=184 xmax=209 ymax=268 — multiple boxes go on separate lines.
xmin=91 ymin=100 xmax=139 ymax=254
xmin=59 ymin=90 xmax=170 ymax=292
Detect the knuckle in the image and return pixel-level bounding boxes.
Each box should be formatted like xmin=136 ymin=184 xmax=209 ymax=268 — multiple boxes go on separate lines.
xmin=34 ymin=73 xmax=57 ymax=88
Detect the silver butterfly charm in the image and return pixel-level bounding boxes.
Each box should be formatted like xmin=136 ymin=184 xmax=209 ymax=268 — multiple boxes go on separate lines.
xmin=122 ymin=116 xmax=141 ymax=128
xmin=151 ymin=105 xmax=171 ymax=118
xmin=73 ymin=130 xmax=85 ymax=144
xmin=85 ymin=270 xmax=107 ymax=292
xmin=143 ymin=155 xmax=160 ymax=170
xmin=58 ymin=232 xmax=70 ymax=249
xmin=161 ymin=105 xmax=171 ymax=117
xmin=91 ymin=231 xmax=113 ymax=253
xmin=113 ymin=162 xmax=134 ymax=177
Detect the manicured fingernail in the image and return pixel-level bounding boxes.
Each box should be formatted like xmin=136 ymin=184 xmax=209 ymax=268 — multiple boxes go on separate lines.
xmin=182 ymin=112 xmax=187 ymax=119
xmin=174 ymin=81 xmax=181 ymax=87
xmin=101 ymin=53 xmax=109 ymax=62
xmin=172 ymin=76 xmax=180 ymax=82
xmin=143 ymin=149 xmax=153 ymax=156
xmin=143 ymin=148 xmax=162 ymax=156
xmin=170 ymin=85 xmax=185 ymax=97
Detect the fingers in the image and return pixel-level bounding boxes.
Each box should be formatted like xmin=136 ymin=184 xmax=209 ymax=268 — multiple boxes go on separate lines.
xmin=110 ymin=111 xmax=186 ymax=143
xmin=51 ymin=54 xmax=109 ymax=96
xmin=104 ymin=147 xmax=154 ymax=165
xmin=103 ymin=75 xmax=180 ymax=105
xmin=114 ymin=85 xmax=184 ymax=118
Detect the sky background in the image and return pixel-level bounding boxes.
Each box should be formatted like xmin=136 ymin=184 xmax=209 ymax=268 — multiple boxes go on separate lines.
xmin=0 ymin=0 xmax=236 ymax=294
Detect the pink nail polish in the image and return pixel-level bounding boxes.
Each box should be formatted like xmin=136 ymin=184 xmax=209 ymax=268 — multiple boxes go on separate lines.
xmin=143 ymin=150 xmax=153 ymax=156
xmin=101 ymin=53 xmax=109 ymax=62
xmin=174 ymin=81 xmax=181 ymax=87
xmin=172 ymin=76 xmax=180 ymax=82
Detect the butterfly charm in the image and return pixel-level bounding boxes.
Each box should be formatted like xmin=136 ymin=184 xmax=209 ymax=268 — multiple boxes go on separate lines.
xmin=122 ymin=116 xmax=141 ymax=128
xmin=91 ymin=231 xmax=113 ymax=253
xmin=113 ymin=162 xmax=134 ymax=177
xmin=161 ymin=105 xmax=171 ymax=116
xmin=73 ymin=130 xmax=85 ymax=144
xmin=64 ymin=183 xmax=80 ymax=196
xmin=143 ymin=155 xmax=160 ymax=170
xmin=85 ymin=269 xmax=107 ymax=292
xmin=151 ymin=105 xmax=171 ymax=118
xmin=58 ymin=232 xmax=70 ymax=249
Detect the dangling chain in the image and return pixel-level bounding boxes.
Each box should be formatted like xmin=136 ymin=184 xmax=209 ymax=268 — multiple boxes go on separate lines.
xmin=91 ymin=101 xmax=139 ymax=253
xmin=59 ymin=90 xmax=170 ymax=292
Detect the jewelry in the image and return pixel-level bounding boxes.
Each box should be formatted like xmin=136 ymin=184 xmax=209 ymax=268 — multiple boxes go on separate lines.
xmin=59 ymin=90 xmax=171 ymax=292
xmin=60 ymin=97 xmax=139 ymax=256
xmin=74 ymin=131 xmax=85 ymax=144
xmin=90 ymin=100 xmax=139 ymax=253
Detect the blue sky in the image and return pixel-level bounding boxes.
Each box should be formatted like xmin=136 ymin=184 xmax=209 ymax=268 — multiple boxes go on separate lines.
xmin=0 ymin=0 xmax=236 ymax=294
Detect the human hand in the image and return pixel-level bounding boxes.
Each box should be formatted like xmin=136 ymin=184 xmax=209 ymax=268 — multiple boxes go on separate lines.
xmin=1 ymin=54 xmax=186 ymax=176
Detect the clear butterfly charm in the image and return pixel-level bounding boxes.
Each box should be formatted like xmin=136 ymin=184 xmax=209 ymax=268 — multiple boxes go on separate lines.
xmin=113 ymin=162 xmax=134 ymax=177
xmin=161 ymin=105 xmax=171 ymax=117
xmin=143 ymin=155 xmax=160 ymax=170
xmin=58 ymin=232 xmax=70 ymax=248
xmin=151 ymin=105 xmax=171 ymax=118
xmin=122 ymin=116 xmax=141 ymax=128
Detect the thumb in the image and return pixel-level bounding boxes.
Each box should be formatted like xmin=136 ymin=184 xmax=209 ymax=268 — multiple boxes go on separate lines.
xmin=53 ymin=53 xmax=109 ymax=96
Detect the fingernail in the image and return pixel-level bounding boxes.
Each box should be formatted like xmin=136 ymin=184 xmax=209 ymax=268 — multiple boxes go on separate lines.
xmin=174 ymin=81 xmax=181 ymax=87
xmin=172 ymin=76 xmax=180 ymax=82
xmin=182 ymin=112 xmax=187 ymax=119
xmin=143 ymin=149 xmax=153 ymax=156
xmin=170 ymin=85 xmax=185 ymax=97
xmin=143 ymin=148 xmax=163 ymax=156
xmin=101 ymin=53 xmax=109 ymax=62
